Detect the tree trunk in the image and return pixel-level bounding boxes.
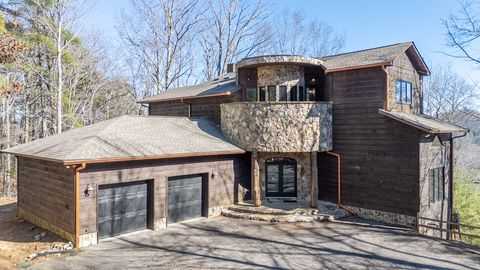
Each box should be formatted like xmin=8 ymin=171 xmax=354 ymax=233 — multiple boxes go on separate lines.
xmin=4 ymin=97 xmax=11 ymax=197
xmin=56 ymin=8 xmax=63 ymax=134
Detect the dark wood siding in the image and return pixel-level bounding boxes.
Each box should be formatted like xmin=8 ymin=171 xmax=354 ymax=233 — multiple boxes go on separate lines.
xmin=17 ymin=157 xmax=75 ymax=235
xmin=79 ymin=154 xmax=250 ymax=235
xmin=148 ymin=95 xmax=236 ymax=125
xmin=320 ymin=67 xmax=422 ymax=216
xmin=148 ymin=100 xmax=189 ymax=117
xmin=387 ymin=52 xmax=422 ymax=113
xmin=418 ymin=134 xmax=451 ymax=237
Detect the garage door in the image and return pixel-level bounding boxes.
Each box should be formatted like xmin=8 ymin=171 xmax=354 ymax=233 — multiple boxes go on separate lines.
xmin=98 ymin=181 xmax=148 ymax=238
xmin=168 ymin=175 xmax=204 ymax=223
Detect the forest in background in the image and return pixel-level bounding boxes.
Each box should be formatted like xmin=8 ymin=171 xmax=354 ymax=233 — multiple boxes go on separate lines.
xmin=0 ymin=0 xmax=479 ymax=243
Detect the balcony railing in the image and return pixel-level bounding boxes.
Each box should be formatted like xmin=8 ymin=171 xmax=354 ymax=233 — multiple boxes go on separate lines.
xmin=220 ymin=102 xmax=332 ymax=153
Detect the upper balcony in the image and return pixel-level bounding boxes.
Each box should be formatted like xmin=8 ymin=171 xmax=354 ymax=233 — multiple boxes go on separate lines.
xmin=220 ymin=102 xmax=332 ymax=153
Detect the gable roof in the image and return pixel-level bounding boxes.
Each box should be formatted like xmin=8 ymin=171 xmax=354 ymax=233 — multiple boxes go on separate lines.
xmin=320 ymin=42 xmax=430 ymax=75
xmin=379 ymin=109 xmax=468 ymax=134
xmin=2 ymin=116 xmax=244 ymax=165
xmin=140 ymin=73 xmax=240 ymax=103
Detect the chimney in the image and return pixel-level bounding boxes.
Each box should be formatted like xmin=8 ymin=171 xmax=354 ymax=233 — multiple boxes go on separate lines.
xmin=227 ymin=63 xmax=236 ymax=73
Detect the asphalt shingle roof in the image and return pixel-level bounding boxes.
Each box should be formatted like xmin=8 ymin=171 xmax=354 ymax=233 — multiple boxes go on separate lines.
xmin=2 ymin=116 xmax=244 ymax=164
xmin=320 ymin=42 xmax=413 ymax=70
xmin=379 ymin=109 xmax=468 ymax=134
xmin=140 ymin=73 xmax=239 ymax=103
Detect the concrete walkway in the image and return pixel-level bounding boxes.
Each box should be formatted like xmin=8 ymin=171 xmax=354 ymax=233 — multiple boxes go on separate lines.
xmin=31 ymin=217 xmax=480 ymax=270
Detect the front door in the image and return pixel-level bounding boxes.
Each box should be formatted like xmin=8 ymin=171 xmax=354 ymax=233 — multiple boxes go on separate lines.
xmin=265 ymin=158 xmax=297 ymax=197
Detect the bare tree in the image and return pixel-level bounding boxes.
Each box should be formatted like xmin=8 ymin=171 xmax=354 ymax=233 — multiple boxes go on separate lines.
xmin=423 ymin=63 xmax=479 ymax=124
xmin=444 ymin=0 xmax=480 ymax=65
xmin=272 ymin=8 xmax=345 ymax=57
xmin=29 ymin=0 xmax=90 ymax=133
xmin=118 ymin=0 xmax=202 ymax=97
xmin=199 ymin=0 xmax=271 ymax=80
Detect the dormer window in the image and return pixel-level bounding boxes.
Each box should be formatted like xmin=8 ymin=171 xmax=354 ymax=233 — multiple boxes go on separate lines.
xmin=396 ymin=80 xmax=412 ymax=104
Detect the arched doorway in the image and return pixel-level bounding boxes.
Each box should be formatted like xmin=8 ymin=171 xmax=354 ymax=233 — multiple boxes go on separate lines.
xmin=265 ymin=157 xmax=297 ymax=197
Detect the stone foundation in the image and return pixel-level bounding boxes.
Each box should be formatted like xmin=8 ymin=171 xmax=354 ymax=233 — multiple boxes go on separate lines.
xmin=79 ymin=232 xmax=98 ymax=248
xmin=154 ymin=218 xmax=167 ymax=230
xmin=17 ymin=206 xmax=75 ymax=243
xmin=350 ymin=206 xmax=416 ymax=228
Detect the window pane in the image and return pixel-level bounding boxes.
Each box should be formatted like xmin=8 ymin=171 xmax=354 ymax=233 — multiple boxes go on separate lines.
xmin=406 ymin=82 xmax=412 ymax=104
xmin=259 ymin=86 xmax=266 ymax=101
xmin=307 ymin=87 xmax=315 ymax=101
xmin=268 ymin=85 xmax=276 ymax=101
xmin=246 ymin=87 xmax=257 ymax=102
xmin=282 ymin=164 xmax=295 ymax=193
xmin=279 ymin=86 xmax=287 ymax=101
xmin=428 ymin=170 xmax=435 ymax=202
xmin=299 ymin=86 xmax=305 ymax=101
xmin=266 ymin=164 xmax=280 ymax=193
xmin=290 ymin=86 xmax=298 ymax=101
xmin=396 ymin=80 xmax=402 ymax=102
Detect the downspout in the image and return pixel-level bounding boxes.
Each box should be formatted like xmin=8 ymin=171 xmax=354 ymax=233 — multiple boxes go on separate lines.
xmin=447 ymin=132 xmax=467 ymax=239
xmin=71 ymin=163 xmax=86 ymax=248
xmin=325 ymin=152 xmax=355 ymax=215
xmin=180 ymin=98 xmax=192 ymax=117
xmin=382 ymin=65 xmax=390 ymax=111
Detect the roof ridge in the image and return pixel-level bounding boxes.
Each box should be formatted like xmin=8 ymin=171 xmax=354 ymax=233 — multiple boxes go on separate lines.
xmin=322 ymin=41 xmax=413 ymax=59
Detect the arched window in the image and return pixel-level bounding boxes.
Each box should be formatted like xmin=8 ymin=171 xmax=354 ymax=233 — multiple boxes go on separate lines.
xmin=265 ymin=158 xmax=297 ymax=197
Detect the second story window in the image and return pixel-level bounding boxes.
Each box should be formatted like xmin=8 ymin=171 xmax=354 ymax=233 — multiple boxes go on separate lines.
xmin=279 ymin=86 xmax=287 ymax=101
xmin=299 ymin=86 xmax=306 ymax=101
xmin=396 ymin=80 xmax=412 ymax=104
xmin=268 ymin=86 xmax=276 ymax=101
xmin=290 ymin=86 xmax=298 ymax=101
xmin=259 ymin=87 xmax=266 ymax=101
xmin=429 ymin=167 xmax=444 ymax=203
xmin=246 ymin=87 xmax=257 ymax=102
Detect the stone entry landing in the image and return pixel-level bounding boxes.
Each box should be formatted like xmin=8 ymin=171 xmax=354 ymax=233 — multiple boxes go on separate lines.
xmin=221 ymin=200 xmax=350 ymax=223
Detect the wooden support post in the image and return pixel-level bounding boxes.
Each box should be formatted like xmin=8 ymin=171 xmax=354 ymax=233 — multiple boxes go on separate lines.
xmin=251 ymin=151 xmax=261 ymax=207
xmin=310 ymin=152 xmax=318 ymax=208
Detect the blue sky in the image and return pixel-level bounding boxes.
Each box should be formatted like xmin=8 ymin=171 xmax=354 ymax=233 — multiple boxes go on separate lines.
xmin=83 ymin=0 xmax=480 ymax=81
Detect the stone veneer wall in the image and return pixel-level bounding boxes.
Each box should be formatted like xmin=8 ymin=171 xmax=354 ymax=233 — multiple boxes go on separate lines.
xmin=220 ymin=102 xmax=332 ymax=152
xmin=257 ymin=65 xmax=305 ymax=88
xmin=258 ymin=152 xmax=312 ymax=205
xmin=349 ymin=206 xmax=417 ymax=228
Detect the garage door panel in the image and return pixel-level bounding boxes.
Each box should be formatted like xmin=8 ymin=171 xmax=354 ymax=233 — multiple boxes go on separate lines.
xmin=168 ymin=175 xmax=204 ymax=224
xmin=98 ymin=181 xmax=148 ymax=238
xmin=167 ymin=186 xmax=202 ymax=205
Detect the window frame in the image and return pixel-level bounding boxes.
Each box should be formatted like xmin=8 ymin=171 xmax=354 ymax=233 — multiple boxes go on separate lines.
xmin=396 ymin=79 xmax=413 ymax=104
xmin=267 ymin=85 xmax=277 ymax=102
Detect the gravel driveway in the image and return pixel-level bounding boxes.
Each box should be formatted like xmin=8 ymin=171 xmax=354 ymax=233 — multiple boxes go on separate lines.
xmin=31 ymin=217 xmax=480 ymax=269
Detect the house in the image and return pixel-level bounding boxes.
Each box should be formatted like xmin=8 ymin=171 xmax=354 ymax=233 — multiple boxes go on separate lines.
xmin=3 ymin=42 xmax=468 ymax=247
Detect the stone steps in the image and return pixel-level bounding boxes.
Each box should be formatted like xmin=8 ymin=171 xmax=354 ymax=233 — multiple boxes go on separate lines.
xmin=221 ymin=209 xmax=330 ymax=223
xmin=227 ymin=205 xmax=296 ymax=216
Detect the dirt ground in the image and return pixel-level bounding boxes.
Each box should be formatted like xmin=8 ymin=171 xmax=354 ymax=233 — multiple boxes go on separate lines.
xmin=0 ymin=198 xmax=70 ymax=269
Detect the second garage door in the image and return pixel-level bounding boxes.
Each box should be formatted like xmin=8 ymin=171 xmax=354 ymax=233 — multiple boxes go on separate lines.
xmin=167 ymin=175 xmax=204 ymax=223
